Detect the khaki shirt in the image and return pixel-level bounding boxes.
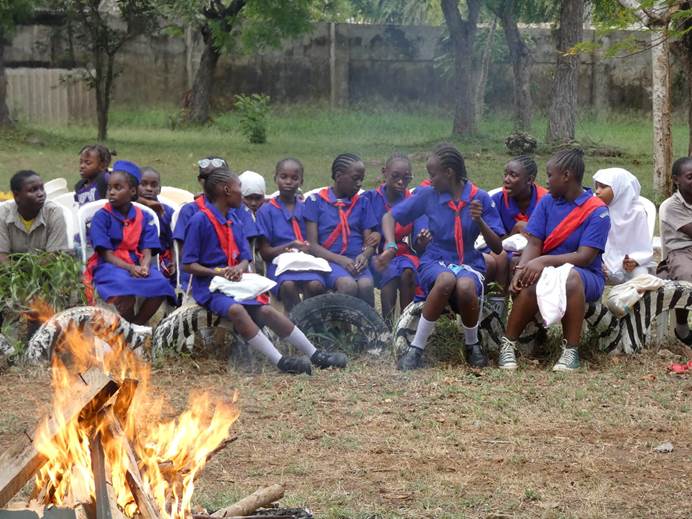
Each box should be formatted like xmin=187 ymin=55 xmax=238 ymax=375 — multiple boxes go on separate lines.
xmin=0 ymin=200 xmax=69 ymax=254
xmin=659 ymin=191 xmax=692 ymax=258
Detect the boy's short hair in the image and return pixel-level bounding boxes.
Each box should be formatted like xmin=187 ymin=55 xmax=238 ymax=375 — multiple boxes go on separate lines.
xmin=10 ymin=170 xmax=40 ymax=193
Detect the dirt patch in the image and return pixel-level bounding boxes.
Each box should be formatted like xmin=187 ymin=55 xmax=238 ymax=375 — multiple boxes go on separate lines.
xmin=1 ymin=354 xmax=690 ymax=518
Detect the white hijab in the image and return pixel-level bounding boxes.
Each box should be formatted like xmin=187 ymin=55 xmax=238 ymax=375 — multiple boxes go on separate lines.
xmin=239 ymin=170 xmax=266 ymax=197
xmin=592 ymin=168 xmax=653 ymax=275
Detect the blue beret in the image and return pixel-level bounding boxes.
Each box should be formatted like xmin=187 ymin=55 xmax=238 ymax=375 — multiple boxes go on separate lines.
xmin=112 ymin=160 xmax=141 ymax=183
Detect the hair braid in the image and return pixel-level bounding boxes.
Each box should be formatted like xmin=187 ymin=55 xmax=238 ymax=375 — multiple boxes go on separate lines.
xmin=204 ymin=167 xmax=237 ymax=199
xmin=548 ymin=147 xmax=585 ymax=182
xmin=79 ymin=144 xmax=113 ymax=166
xmin=431 ymin=143 xmax=467 ymax=181
xmin=511 ymin=155 xmax=538 ymax=179
xmin=331 ymin=153 xmax=361 ymax=179
xmin=385 ymin=151 xmax=411 ymax=169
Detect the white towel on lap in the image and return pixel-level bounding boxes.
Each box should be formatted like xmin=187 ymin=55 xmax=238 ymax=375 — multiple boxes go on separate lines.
xmin=535 ymin=263 xmax=574 ymax=326
xmin=272 ymin=251 xmax=332 ymax=276
xmin=210 ymin=273 xmax=276 ymax=301
xmin=502 ymin=234 xmax=528 ymax=252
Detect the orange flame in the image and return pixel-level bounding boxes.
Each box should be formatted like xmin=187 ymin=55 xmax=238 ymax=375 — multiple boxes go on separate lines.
xmin=32 ymin=307 xmax=239 ymax=519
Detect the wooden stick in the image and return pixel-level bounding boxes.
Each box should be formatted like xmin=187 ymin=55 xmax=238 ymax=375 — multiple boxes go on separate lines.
xmin=210 ymin=484 xmax=285 ymax=518
xmin=91 ymin=431 xmax=126 ymax=519
xmin=157 ymin=436 xmax=238 ymax=479
xmin=113 ymin=378 xmax=138 ymax=425
xmin=0 ymin=368 xmax=119 ymax=507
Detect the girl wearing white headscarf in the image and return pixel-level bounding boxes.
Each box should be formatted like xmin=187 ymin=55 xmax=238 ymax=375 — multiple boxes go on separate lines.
xmin=593 ymin=168 xmax=653 ymax=284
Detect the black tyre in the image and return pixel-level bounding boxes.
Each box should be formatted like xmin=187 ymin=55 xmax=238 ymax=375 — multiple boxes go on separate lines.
xmin=288 ymin=293 xmax=390 ymax=355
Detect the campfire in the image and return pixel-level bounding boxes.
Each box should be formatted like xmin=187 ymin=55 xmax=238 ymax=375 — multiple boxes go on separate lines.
xmin=0 ymin=310 xmax=239 ymax=519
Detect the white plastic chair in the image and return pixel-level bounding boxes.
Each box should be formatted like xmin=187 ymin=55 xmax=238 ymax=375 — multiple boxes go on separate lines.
xmin=160 ymin=186 xmax=194 ymax=206
xmin=51 ymin=191 xmax=77 ymax=211
xmin=77 ymin=200 xmax=160 ymax=266
xmin=170 ymin=205 xmax=183 ymax=291
xmin=488 ymin=186 xmax=502 ymax=197
xmin=157 ymin=195 xmax=181 ymax=211
xmin=44 ymin=178 xmax=68 ymax=195
xmin=56 ymin=203 xmax=75 ymax=249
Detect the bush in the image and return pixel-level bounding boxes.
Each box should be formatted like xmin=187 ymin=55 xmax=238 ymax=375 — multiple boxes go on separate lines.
xmin=234 ymin=94 xmax=270 ymax=144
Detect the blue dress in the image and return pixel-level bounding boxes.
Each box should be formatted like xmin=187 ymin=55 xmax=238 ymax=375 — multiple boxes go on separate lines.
xmin=303 ymin=187 xmax=378 ymax=289
xmin=90 ymin=204 xmax=176 ymax=302
xmin=255 ymin=197 xmax=325 ymax=296
xmin=182 ymin=203 xmax=259 ymax=317
xmin=391 ymin=184 xmax=505 ymax=297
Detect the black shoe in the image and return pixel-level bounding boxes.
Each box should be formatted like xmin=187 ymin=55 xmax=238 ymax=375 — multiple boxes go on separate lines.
xmin=397 ymin=346 xmax=424 ymax=371
xmin=277 ymin=355 xmax=312 ymax=375
xmin=674 ymin=328 xmax=692 ymax=346
xmin=464 ymin=343 xmax=488 ymax=368
xmin=311 ymin=349 xmax=348 ymax=369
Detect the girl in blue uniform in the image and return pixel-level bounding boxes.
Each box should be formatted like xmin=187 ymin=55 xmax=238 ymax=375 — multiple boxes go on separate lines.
xmin=137 ymin=166 xmax=176 ymax=285
xmin=182 ymin=167 xmax=346 ymax=374
xmin=304 ymin=153 xmax=379 ymax=307
xmin=499 ymin=148 xmax=610 ymax=372
xmin=256 ymin=158 xmax=326 ymax=312
xmin=378 ymin=144 xmax=505 ymax=370
xmin=486 ymin=155 xmax=547 ymax=291
xmin=75 ymin=144 xmax=112 ymax=206
xmin=367 ymin=153 xmax=422 ymax=324
xmin=86 ymin=160 xmax=175 ymax=325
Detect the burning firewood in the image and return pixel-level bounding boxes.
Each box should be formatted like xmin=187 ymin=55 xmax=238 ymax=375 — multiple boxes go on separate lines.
xmin=210 ymin=485 xmax=286 ymax=518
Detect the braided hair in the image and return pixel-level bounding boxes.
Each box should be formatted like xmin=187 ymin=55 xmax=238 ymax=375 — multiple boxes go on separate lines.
xmin=276 ymin=157 xmax=304 ymax=176
xmin=331 ymin=153 xmax=361 ymax=179
xmin=431 ymin=143 xmax=467 ymax=181
xmin=548 ymin=148 xmax=585 ymax=182
xmin=510 ymin=155 xmax=538 ymax=180
xmin=79 ymin=144 xmax=113 ymax=166
xmin=385 ymin=151 xmax=411 ymax=169
xmin=204 ymin=167 xmax=238 ymax=200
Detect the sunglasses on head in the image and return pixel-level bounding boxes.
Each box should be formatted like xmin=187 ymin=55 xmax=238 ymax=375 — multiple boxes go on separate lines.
xmin=198 ymin=158 xmax=227 ymax=170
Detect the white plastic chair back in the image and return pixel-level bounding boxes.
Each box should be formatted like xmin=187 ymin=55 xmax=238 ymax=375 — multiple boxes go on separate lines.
xmin=488 ymin=187 xmax=502 ymax=197
xmin=639 ymin=195 xmax=656 ymax=239
xmin=171 ymin=205 xmax=183 ymax=291
xmin=57 ymin=203 xmax=75 ymax=249
xmin=160 ymin=186 xmax=194 ymax=206
xmin=51 ymin=192 xmax=77 ymax=211
xmin=157 ymin=195 xmax=181 ymax=211
xmin=46 ymin=186 xmax=69 ymax=199
xmin=77 ymin=200 xmax=160 ymax=266
xmin=44 ymin=178 xmax=68 ymax=194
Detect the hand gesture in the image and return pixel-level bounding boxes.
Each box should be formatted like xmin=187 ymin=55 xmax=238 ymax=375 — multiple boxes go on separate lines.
xmin=225 ymin=265 xmax=244 ymax=281
xmin=470 ymin=199 xmax=483 ymax=222
xmin=364 ymin=232 xmax=381 ymax=249
xmin=415 ymin=228 xmax=431 ymax=250
xmin=354 ymin=253 xmax=368 ymax=273
xmin=337 ymin=255 xmax=357 ymax=275
xmin=130 ymin=264 xmax=147 ymax=278
xmin=622 ymin=255 xmax=638 ymax=272
xmin=287 ymin=240 xmax=310 ymax=253
xmin=516 ymin=257 xmax=545 ymax=289
xmin=373 ymin=248 xmax=396 ymax=272
xmin=510 ymin=220 xmax=528 ymax=236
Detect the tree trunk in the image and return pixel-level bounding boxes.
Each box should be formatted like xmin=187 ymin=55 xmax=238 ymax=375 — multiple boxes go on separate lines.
xmin=651 ymin=28 xmax=673 ymax=199
xmin=187 ymin=32 xmax=221 ymax=125
xmin=499 ymin=0 xmax=532 ymax=131
xmin=474 ymin=17 xmax=497 ymax=122
xmin=92 ymin=47 xmax=110 ymax=141
xmin=0 ymin=39 xmax=12 ymax=126
xmin=546 ymin=0 xmax=584 ymax=144
xmin=441 ymin=0 xmax=481 ymax=136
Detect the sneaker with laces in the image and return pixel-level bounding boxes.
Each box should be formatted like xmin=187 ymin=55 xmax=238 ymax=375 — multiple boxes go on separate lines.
xmin=311 ymin=349 xmax=348 ymax=369
xmin=552 ymin=343 xmax=580 ymax=372
xmin=277 ymin=355 xmax=313 ymax=375
xmin=498 ymin=337 xmax=517 ymax=370
xmin=464 ymin=343 xmax=488 ymax=368
xmin=397 ymin=346 xmax=424 ymax=371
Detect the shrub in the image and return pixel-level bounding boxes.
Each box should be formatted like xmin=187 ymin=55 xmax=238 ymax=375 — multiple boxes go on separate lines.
xmin=234 ymin=94 xmax=270 ymax=144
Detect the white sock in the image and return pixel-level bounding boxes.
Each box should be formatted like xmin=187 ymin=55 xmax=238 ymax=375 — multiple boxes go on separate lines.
xmin=247 ymin=331 xmax=282 ymax=366
xmin=675 ymin=323 xmax=690 ymax=338
xmin=411 ymin=315 xmax=436 ymax=350
xmin=462 ymin=324 xmax=479 ymax=345
xmin=283 ymin=326 xmax=317 ymax=357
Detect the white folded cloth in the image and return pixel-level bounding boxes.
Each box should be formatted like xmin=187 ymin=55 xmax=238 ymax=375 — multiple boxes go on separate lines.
xmin=210 ymin=273 xmax=276 ymax=301
xmin=606 ymin=274 xmax=665 ymax=317
xmin=272 ymin=251 xmax=332 ymax=276
xmin=502 ymin=234 xmax=528 ymax=252
xmin=536 ymin=263 xmax=574 ymax=326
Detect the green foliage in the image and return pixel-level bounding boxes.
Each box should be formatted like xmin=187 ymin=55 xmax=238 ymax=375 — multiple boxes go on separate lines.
xmin=234 ymin=93 xmax=270 ymax=144
xmin=348 ymin=0 xmax=441 ymax=25
xmin=0 ymin=0 xmax=34 ymax=41
xmin=0 ymin=251 xmax=85 ymax=317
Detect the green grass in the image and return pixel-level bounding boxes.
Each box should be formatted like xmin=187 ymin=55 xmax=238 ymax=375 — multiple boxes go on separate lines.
xmin=1 ymin=104 xmax=690 ymax=201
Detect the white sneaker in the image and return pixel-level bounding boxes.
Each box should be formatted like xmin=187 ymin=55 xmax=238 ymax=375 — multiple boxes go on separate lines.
xmin=552 ymin=341 xmax=580 ymax=372
xmin=498 ymin=336 xmax=517 ymax=370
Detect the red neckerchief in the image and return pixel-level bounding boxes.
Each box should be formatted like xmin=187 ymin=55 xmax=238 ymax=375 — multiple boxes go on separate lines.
xmin=542 ymin=196 xmax=605 ymax=253
xmin=84 ymin=203 xmax=143 ymax=304
xmin=420 ymin=178 xmax=432 ymax=188
xmin=270 ymin=197 xmax=304 ymax=241
xmin=197 ymin=198 xmax=240 ymax=266
xmin=319 ymin=187 xmax=360 ymax=254
xmin=502 ymin=185 xmax=548 ymax=222
xmin=447 ymin=183 xmax=479 ymax=263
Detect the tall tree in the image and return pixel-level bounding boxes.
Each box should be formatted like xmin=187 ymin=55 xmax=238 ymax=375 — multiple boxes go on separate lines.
xmin=54 ymin=0 xmax=157 ymax=140
xmin=440 ymin=0 xmax=482 ymax=136
xmin=0 ymin=0 xmax=34 ymax=126
xmin=546 ymin=0 xmax=584 ymax=144
xmin=160 ymin=0 xmax=316 ymax=125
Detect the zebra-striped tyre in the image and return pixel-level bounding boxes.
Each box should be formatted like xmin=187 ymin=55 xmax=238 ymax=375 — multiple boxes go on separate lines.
xmin=151 ymin=303 xmax=274 ymax=370
xmin=288 ymin=293 xmax=390 ymax=355
xmin=25 ymin=306 xmax=151 ymax=363
xmin=393 ymin=301 xmax=506 ymax=363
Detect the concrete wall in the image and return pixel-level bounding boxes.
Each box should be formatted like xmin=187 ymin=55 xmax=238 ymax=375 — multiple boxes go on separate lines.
xmin=5 ymin=20 xmax=684 ymax=118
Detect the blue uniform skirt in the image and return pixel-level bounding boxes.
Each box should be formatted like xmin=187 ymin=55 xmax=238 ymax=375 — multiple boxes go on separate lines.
xmin=94 ymin=263 xmax=176 ymax=302
xmin=417 ymin=260 xmax=483 ymax=301
xmin=574 ymin=266 xmax=605 ymax=303
xmin=266 ymin=263 xmax=326 ymax=297
xmin=326 ymin=261 xmax=373 ymax=289
xmin=371 ymin=255 xmax=417 ymax=289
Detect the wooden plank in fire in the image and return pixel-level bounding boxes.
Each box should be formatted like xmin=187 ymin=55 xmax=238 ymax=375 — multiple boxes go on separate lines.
xmin=0 ymin=368 xmax=120 ymax=508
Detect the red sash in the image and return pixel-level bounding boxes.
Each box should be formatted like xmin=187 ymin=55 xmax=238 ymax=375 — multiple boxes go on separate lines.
xmin=503 ymin=185 xmax=548 ymax=222
xmin=319 ymin=188 xmax=360 ymax=254
xmin=270 ymin=198 xmax=304 ymax=242
xmin=542 ymin=196 xmax=605 ymax=253
xmin=447 ymin=183 xmax=479 ymax=263
xmin=196 ymin=198 xmax=240 ymax=266
xmin=420 ymin=178 xmax=432 ymax=188
xmin=84 ymin=204 xmax=144 ymax=304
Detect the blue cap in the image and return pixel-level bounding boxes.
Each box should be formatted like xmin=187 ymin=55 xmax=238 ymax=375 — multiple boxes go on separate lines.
xmin=112 ymin=160 xmax=141 ymax=183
